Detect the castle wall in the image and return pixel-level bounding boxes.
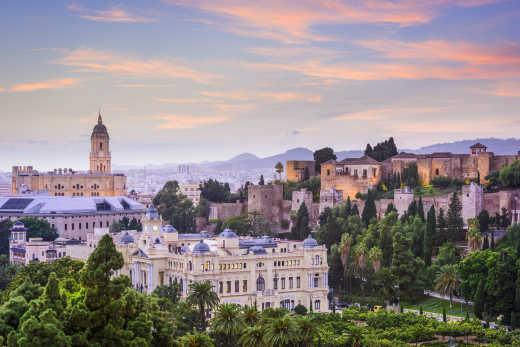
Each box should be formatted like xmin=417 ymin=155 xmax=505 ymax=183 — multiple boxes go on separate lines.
xmin=321 ymin=162 xmax=380 ymax=200
xmin=208 ymin=202 xmax=246 ymax=221
xmin=247 ymin=184 xmax=284 ymax=224
xmin=286 ymin=161 xmax=315 ymax=182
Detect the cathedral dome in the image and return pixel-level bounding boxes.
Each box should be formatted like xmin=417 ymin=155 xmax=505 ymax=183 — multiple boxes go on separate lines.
xmin=120 ymin=232 xmax=135 ymax=245
xmin=91 ymin=114 xmax=109 ymax=139
xmin=302 ymin=234 xmax=318 ymax=249
xmin=192 ymin=240 xmax=210 ymax=254
xmin=218 ymin=229 xmax=238 ymax=238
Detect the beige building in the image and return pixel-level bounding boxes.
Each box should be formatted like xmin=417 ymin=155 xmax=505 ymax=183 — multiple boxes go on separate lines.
xmin=180 ymin=182 xmax=201 ymax=206
xmin=118 ymin=207 xmax=329 ymax=312
xmin=11 ymin=114 xmax=127 ymax=197
xmin=286 ymin=161 xmax=315 ymax=182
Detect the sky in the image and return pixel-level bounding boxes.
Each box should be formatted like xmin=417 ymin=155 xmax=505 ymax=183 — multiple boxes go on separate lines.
xmin=1 ymin=0 xmax=520 ymax=171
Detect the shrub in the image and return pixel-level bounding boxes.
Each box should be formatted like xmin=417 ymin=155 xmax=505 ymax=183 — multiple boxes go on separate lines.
xmin=281 ymin=219 xmax=290 ymax=230
xmin=294 ymin=304 xmax=307 ymax=315
xmin=431 ymin=176 xmax=452 ymax=189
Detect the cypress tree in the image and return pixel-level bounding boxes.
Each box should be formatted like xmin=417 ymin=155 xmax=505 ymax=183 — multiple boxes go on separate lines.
xmin=291 ymin=203 xmax=311 ymax=240
xmin=362 ymin=193 xmax=377 ymax=226
xmin=417 ymin=197 xmax=425 ymax=221
xmin=344 ymin=196 xmax=352 ymax=218
xmin=352 ymin=204 xmax=360 ymax=216
xmin=407 ymin=200 xmax=417 ymax=219
xmin=424 ymin=205 xmax=436 ymax=266
xmin=258 ymin=175 xmax=265 ymax=185
xmin=491 ymin=231 xmax=496 ymax=250
xmin=483 ymin=233 xmax=489 ymax=250
xmin=474 ymin=279 xmax=485 ymax=319
xmin=385 ymin=202 xmax=396 ymax=216
xmin=447 ymin=192 xmax=463 ymax=241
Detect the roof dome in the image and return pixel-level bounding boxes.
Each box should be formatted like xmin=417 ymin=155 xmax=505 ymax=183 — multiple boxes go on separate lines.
xmin=154 ymin=237 xmax=161 ymax=244
xmin=218 ymin=229 xmax=238 ymax=238
xmin=91 ymin=114 xmax=109 ymax=139
xmin=249 ymin=245 xmax=267 ymax=255
xmin=302 ymin=234 xmax=318 ymax=249
xmin=10 ymin=221 xmax=28 ymax=231
xmin=146 ymin=206 xmax=160 ymax=220
xmin=192 ymin=240 xmax=210 ymax=254
xmin=120 ymin=232 xmax=135 ymax=245
xmin=163 ymin=225 xmax=178 ymax=233
xmin=180 ymin=245 xmax=190 ymax=253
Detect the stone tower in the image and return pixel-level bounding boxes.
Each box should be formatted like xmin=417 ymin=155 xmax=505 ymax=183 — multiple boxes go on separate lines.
xmin=90 ymin=112 xmax=111 ymax=174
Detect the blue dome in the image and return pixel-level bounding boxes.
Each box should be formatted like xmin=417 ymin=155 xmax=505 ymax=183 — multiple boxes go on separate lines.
xmin=10 ymin=221 xmax=28 ymax=231
xmin=120 ymin=232 xmax=134 ymax=245
xmin=163 ymin=225 xmax=177 ymax=233
xmin=154 ymin=237 xmax=161 ymax=244
xmin=180 ymin=245 xmax=190 ymax=253
xmin=192 ymin=240 xmax=210 ymax=254
xmin=147 ymin=206 xmax=160 ymax=220
xmin=249 ymin=245 xmax=266 ymax=255
xmin=302 ymin=234 xmax=318 ymax=249
xmin=218 ymin=229 xmax=238 ymax=238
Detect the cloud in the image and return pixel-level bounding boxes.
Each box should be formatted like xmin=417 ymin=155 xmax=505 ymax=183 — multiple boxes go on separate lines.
xmin=476 ymin=82 xmax=520 ymax=98
xmin=0 ymin=88 xmax=5 ymax=92
xmin=394 ymin=118 xmax=520 ymax=134
xmin=57 ymin=48 xmax=220 ymax=84
xmin=166 ymin=0 xmax=506 ymax=43
xmin=154 ymin=97 xmax=201 ymax=104
xmin=247 ymin=38 xmax=520 ymax=81
xmin=67 ymin=3 xmax=156 ymax=23
xmin=334 ymin=107 xmax=448 ymax=121
xmin=154 ymin=114 xmax=230 ymax=129
xmin=10 ymin=78 xmax=83 ymax=92
xmin=117 ymin=83 xmax=172 ymax=88
xmin=200 ymin=90 xmax=322 ymax=103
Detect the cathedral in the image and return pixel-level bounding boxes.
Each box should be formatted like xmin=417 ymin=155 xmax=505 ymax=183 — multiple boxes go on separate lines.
xmin=11 ymin=114 xmax=127 ymax=197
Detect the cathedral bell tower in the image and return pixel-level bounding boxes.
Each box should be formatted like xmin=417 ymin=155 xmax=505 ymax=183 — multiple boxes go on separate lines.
xmin=90 ymin=112 xmax=111 ymax=174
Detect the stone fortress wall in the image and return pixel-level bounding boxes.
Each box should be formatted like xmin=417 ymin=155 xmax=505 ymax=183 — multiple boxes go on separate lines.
xmin=286 ymin=160 xmax=316 ymax=182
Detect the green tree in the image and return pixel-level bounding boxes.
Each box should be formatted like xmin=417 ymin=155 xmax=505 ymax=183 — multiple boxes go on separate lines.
xmin=478 ymin=210 xmax=490 ymax=234
xmin=474 ymin=279 xmax=485 ymax=319
xmin=424 ymin=206 xmax=436 ymax=266
xmin=434 ymin=264 xmax=460 ymax=309
xmin=187 ymin=281 xmax=219 ymax=331
xmin=466 ymin=218 xmax=482 ymax=252
xmin=364 ymin=137 xmax=398 ymax=162
xmin=385 ymin=202 xmax=396 ymax=216
xmin=109 ymin=221 xmax=122 ymax=233
xmin=154 ymin=180 xmax=196 ymax=232
xmin=417 ymin=197 xmax=425 ymax=221
xmin=437 ymin=208 xmax=447 ymax=245
xmin=180 ymin=329 xmax=215 ymax=347
xmin=0 ymin=219 xmax=13 ymax=258
xmin=275 ymin=162 xmax=284 ymax=180
xmin=211 ymin=303 xmax=245 ymax=347
xmin=498 ymin=160 xmax=520 ymax=188
xmin=313 ymin=147 xmax=336 ymax=174
xmin=262 ymin=316 xmax=299 ymax=347
xmin=18 ymin=217 xmax=58 ymax=241
xmin=391 ymin=230 xmax=425 ymax=302
xmin=362 ymin=193 xmax=377 ymax=226
xmin=238 ymin=326 xmax=264 ymax=347
xmin=291 ymin=203 xmax=310 ymax=241
xmin=447 ymin=192 xmax=463 ymax=240
xmin=199 ymin=179 xmax=232 ymax=203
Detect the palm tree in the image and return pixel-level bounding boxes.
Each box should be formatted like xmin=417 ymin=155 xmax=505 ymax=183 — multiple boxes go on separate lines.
xmin=211 ymin=304 xmax=244 ymax=346
xmin=238 ymin=326 xmax=264 ymax=347
xmin=368 ymin=246 xmax=383 ymax=273
xmin=275 ymin=162 xmax=284 ymax=181
xmin=339 ymin=233 xmax=353 ymax=293
xmin=466 ymin=218 xmax=482 ymax=252
xmin=262 ymin=316 xmax=300 ymax=347
xmin=187 ymin=281 xmax=219 ymax=331
xmin=179 ymin=329 xmax=214 ymax=347
xmin=434 ymin=264 xmax=460 ymax=309
xmin=296 ymin=315 xmax=317 ymax=347
xmin=242 ymin=305 xmax=259 ymax=326
xmin=346 ymin=326 xmax=363 ymax=347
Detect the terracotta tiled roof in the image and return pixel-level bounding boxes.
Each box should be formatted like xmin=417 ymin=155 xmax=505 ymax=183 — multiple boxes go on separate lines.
xmin=339 ymin=155 xmax=381 ymax=165
xmin=470 ymin=142 xmax=487 ymax=149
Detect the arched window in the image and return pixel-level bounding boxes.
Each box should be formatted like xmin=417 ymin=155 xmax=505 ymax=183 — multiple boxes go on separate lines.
xmin=435 ymin=168 xmax=439 ymax=176
xmin=100 ymin=142 xmax=103 ymax=150
xmin=256 ymin=275 xmax=265 ymax=291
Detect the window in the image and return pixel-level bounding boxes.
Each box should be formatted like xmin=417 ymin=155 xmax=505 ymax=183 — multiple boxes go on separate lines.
xmin=314 ymin=276 xmax=319 ymax=288
xmin=363 ymin=169 xmax=367 ymax=178
xmin=64 ymin=224 xmax=68 ymax=231
xmin=273 ymin=277 xmax=278 ymax=290
xmin=281 ymin=278 xmax=286 ymax=289
xmin=243 ymin=280 xmax=247 ymax=292
xmin=327 ymin=169 xmax=330 ymax=176
xmin=435 ymin=168 xmax=439 ymax=175
xmin=219 ymin=281 xmax=223 ymax=294
xmin=256 ymin=275 xmax=265 ymax=291
xmin=226 ymin=281 xmax=231 ymax=293
xmin=235 ymin=280 xmax=239 ymax=293
xmin=314 ymin=300 xmax=320 ymax=310
xmin=289 ymin=277 xmax=293 ymax=289
xmin=71 ymin=223 xmax=74 ymax=230
xmin=372 ymin=168 xmax=377 ymax=177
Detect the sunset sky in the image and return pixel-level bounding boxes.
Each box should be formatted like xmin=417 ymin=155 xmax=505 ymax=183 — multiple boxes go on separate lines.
xmin=1 ymin=0 xmax=520 ymax=170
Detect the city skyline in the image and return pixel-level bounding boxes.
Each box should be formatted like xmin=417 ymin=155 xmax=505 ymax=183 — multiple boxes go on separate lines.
xmin=2 ymin=0 xmax=520 ymax=170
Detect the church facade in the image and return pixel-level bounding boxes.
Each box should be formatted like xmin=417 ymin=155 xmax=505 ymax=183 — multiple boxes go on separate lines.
xmin=11 ymin=114 xmax=127 ymax=197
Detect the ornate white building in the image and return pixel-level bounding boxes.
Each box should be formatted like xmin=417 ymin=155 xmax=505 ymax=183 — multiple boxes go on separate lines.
xmin=118 ymin=207 xmax=330 ymax=312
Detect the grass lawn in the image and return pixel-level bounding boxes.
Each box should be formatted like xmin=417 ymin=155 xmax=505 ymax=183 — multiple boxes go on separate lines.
xmin=402 ymin=297 xmax=473 ymax=318
xmin=415 ymin=186 xmax=459 ymax=198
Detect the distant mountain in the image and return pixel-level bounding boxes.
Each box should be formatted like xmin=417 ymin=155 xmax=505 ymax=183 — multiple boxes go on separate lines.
xmin=407 ymin=138 xmax=520 ymax=155
xmin=113 ymin=138 xmax=520 ymax=171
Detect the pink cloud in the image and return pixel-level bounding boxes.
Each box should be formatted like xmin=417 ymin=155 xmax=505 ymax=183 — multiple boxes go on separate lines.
xmin=67 ymin=3 xmax=156 ymax=23
xmin=334 ymin=107 xmax=448 ymax=121
xmin=200 ymin=90 xmax=322 ymax=103
xmin=10 ymin=78 xmax=83 ymax=92
xmin=477 ymin=82 xmax=520 ymax=98
xmin=57 ymin=48 xmax=220 ymax=84
xmin=154 ymin=114 xmax=230 ymax=129
xmin=166 ymin=0 xmax=506 ymax=43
